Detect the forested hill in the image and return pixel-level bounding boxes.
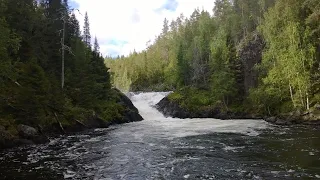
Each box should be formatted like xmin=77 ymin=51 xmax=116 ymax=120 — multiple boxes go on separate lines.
xmin=106 ymin=0 xmax=320 ymax=117
xmin=0 ymin=0 xmax=139 ymax=141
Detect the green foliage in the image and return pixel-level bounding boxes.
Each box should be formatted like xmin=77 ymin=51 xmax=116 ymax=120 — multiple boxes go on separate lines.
xmin=210 ymin=27 xmax=237 ymax=107
xmin=0 ymin=0 xmax=126 ymax=131
xmin=167 ymin=92 xmax=183 ymax=102
xmin=107 ymin=0 xmax=319 ymax=117
xmin=168 ymin=87 xmax=212 ymax=112
xmin=248 ymin=86 xmax=286 ymax=114
xmin=259 ymin=0 xmax=316 ymax=110
xmin=100 ymin=101 xmax=124 ymax=122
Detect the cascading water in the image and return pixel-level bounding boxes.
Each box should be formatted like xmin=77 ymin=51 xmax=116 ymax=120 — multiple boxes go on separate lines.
xmin=129 ymin=92 xmax=270 ymax=137
xmin=129 ymin=92 xmax=171 ymax=120
xmin=0 ymin=92 xmax=320 ymax=180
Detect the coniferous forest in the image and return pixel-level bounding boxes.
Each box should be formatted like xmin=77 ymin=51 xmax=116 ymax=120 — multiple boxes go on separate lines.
xmin=1 ymin=0 xmax=320 ymax=178
xmin=0 ymin=0 xmax=141 ymax=142
xmin=107 ymin=0 xmax=320 ymax=119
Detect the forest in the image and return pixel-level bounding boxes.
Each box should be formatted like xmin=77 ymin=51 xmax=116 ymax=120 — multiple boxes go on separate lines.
xmin=106 ymin=0 xmax=320 ymax=117
xmin=0 ymin=0 xmax=131 ymax=137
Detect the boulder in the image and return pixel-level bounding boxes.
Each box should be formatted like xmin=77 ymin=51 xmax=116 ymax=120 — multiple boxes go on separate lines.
xmin=114 ymin=88 xmax=143 ymax=122
xmin=156 ymin=96 xmax=189 ymax=118
xmin=17 ymin=124 xmax=38 ymax=139
xmin=274 ymin=118 xmax=292 ymax=125
xmin=87 ymin=114 xmax=112 ymax=129
xmin=265 ymin=117 xmax=277 ymax=123
xmin=17 ymin=124 xmax=50 ymax=144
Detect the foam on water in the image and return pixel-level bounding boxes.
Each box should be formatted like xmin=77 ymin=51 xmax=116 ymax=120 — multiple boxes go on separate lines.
xmin=2 ymin=92 xmax=319 ymax=180
xmin=129 ymin=92 xmax=271 ymax=138
xmin=130 ymin=91 xmax=171 ymax=120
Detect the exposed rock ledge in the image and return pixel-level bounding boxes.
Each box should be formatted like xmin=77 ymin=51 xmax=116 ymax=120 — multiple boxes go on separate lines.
xmin=156 ymin=96 xmax=320 ymax=126
xmin=156 ymin=96 xmax=261 ymax=120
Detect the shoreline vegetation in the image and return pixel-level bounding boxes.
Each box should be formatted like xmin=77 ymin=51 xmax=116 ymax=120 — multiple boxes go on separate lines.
xmin=0 ymin=88 xmax=143 ymax=150
xmin=0 ymin=0 xmax=143 ymax=149
xmin=107 ymin=0 xmax=320 ymax=124
xmin=155 ymin=91 xmax=320 ymax=126
xmin=1 ymin=0 xmax=319 ymax=149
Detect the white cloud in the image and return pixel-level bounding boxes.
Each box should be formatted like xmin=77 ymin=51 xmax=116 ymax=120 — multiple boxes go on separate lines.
xmin=72 ymin=0 xmax=215 ymax=57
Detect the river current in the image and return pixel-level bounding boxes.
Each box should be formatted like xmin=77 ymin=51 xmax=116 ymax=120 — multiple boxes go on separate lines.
xmin=0 ymin=92 xmax=320 ymax=179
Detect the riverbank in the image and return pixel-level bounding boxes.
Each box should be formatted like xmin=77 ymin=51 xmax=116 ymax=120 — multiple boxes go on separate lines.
xmin=0 ymin=89 xmax=143 ymax=150
xmin=156 ymin=92 xmax=320 ymax=126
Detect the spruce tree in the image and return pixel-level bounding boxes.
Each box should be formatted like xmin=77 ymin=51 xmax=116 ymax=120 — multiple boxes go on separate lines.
xmin=83 ymin=12 xmax=91 ymax=48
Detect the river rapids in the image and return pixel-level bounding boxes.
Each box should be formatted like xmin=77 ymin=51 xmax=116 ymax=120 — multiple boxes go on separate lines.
xmin=0 ymin=92 xmax=320 ymax=179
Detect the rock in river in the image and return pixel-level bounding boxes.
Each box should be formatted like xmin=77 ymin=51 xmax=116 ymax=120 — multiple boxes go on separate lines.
xmin=17 ymin=124 xmax=49 ymax=144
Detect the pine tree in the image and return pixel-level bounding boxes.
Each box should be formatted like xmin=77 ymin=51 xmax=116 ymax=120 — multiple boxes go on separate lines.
xmin=83 ymin=12 xmax=91 ymax=48
xmin=69 ymin=13 xmax=80 ymax=37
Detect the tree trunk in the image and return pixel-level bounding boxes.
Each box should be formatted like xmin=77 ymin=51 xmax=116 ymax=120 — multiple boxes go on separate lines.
xmin=289 ymin=84 xmax=296 ymax=107
xmin=306 ymin=92 xmax=310 ymax=110
xmin=298 ymin=88 xmax=304 ymax=108
xmin=54 ymin=112 xmax=65 ymax=134
xmin=61 ymin=17 xmax=66 ymax=89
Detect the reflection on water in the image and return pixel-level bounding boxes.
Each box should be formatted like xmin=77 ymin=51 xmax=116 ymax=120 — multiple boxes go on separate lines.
xmin=0 ymin=92 xmax=319 ymax=179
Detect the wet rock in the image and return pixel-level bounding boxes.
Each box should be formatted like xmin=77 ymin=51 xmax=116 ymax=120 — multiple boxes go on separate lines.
xmin=156 ymin=92 xmax=319 ymax=126
xmin=303 ymin=120 xmax=320 ymax=125
xmin=265 ymin=117 xmax=277 ymax=123
xmin=156 ymin=96 xmax=188 ymax=118
xmin=274 ymin=118 xmax=291 ymax=125
xmin=17 ymin=124 xmax=38 ymax=139
xmin=114 ymin=88 xmax=143 ymax=123
xmin=123 ymin=110 xmax=144 ymax=123
xmin=263 ymin=110 xmax=320 ymax=126
xmin=156 ymin=96 xmax=260 ymax=120
xmin=84 ymin=115 xmax=111 ymax=129
xmin=16 ymin=124 xmax=49 ymax=145
xmin=301 ymin=112 xmax=320 ymax=124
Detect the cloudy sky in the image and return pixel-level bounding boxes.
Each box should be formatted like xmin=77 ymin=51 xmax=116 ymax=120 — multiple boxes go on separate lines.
xmin=70 ymin=0 xmax=215 ymax=57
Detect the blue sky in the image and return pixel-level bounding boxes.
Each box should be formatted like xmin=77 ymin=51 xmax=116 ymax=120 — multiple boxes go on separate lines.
xmin=71 ymin=0 xmax=215 ymax=57
xmin=69 ymin=0 xmax=79 ymax=9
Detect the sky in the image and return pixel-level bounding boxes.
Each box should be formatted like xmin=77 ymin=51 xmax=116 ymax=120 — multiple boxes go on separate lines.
xmin=70 ymin=0 xmax=215 ymax=57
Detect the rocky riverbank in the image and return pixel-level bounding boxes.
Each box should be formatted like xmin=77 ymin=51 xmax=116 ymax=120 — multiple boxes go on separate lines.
xmin=156 ymin=96 xmax=320 ymax=126
xmin=0 ymin=89 xmax=143 ymax=150
xmin=156 ymin=96 xmax=262 ymax=120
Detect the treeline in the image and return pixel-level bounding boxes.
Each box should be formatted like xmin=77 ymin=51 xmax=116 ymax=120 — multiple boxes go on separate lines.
xmin=107 ymin=0 xmax=319 ymax=115
xmin=0 ymin=0 xmax=122 ymax=133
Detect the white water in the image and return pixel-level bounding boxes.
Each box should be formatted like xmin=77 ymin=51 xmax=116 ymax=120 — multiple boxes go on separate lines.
xmin=2 ymin=92 xmax=320 ymax=180
xmin=129 ymin=92 xmax=171 ymax=120
xmin=129 ymin=92 xmax=271 ymax=138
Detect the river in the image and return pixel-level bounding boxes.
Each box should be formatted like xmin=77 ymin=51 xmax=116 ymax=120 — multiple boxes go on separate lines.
xmin=0 ymin=92 xmax=320 ymax=179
